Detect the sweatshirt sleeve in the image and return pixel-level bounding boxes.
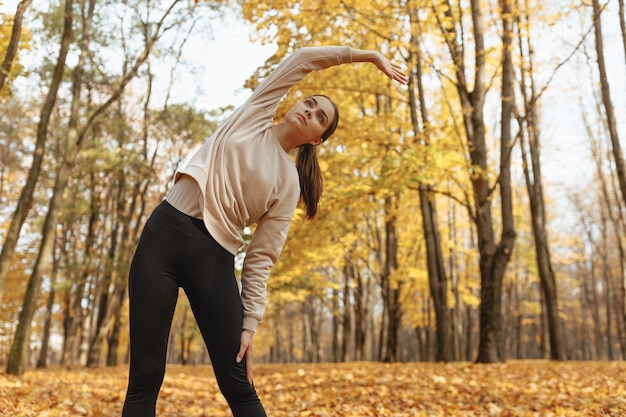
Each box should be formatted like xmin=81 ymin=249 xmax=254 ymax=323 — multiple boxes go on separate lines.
xmin=240 ymin=199 xmax=298 ymax=333
xmin=247 ymin=46 xmax=353 ymax=112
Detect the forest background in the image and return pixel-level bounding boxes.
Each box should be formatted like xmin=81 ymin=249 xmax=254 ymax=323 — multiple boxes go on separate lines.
xmin=0 ymin=0 xmax=625 ymax=389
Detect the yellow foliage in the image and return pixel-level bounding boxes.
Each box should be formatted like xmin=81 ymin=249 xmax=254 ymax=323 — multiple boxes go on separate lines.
xmin=391 ymin=265 xmax=427 ymax=290
xmin=0 ymin=5 xmax=31 ymax=98
xmin=0 ymin=252 xmax=36 ymax=322
xmin=522 ymin=300 xmax=543 ymax=316
xmin=460 ymin=290 xmax=481 ymax=308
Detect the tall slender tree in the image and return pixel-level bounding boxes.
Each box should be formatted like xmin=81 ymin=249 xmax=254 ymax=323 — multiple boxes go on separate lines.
xmin=591 ymin=0 xmax=625 ymax=214
xmin=0 ymin=0 xmax=71 ymax=305
xmin=593 ymin=0 xmax=626 ymax=355
xmin=3 ymin=0 xmax=74 ymax=374
xmin=435 ymin=0 xmax=516 ymax=363
xmin=619 ymin=0 xmax=626 ymax=66
xmin=514 ymin=0 xmax=565 ymax=360
xmin=407 ymin=2 xmax=453 ymax=362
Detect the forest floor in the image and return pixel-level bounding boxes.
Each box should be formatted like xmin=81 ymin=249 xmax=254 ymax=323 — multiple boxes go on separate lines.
xmin=0 ymin=360 xmax=625 ymax=416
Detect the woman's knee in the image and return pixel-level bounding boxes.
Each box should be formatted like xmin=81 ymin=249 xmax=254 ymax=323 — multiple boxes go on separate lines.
xmin=214 ymin=363 xmax=258 ymax=402
xmin=128 ymin=360 xmax=167 ymax=393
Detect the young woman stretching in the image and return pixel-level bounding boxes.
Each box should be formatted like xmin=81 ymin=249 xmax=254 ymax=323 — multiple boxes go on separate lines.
xmin=121 ymin=45 xmax=407 ymax=417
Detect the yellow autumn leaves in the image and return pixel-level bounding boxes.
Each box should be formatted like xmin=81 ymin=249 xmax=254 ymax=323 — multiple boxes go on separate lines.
xmin=2 ymin=361 xmax=626 ymax=416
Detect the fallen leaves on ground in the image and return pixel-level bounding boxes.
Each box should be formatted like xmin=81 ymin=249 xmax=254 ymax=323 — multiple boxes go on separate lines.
xmin=1 ymin=360 xmax=625 ymax=416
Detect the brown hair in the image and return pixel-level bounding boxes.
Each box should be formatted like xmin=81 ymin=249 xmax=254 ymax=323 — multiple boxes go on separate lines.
xmin=296 ymin=95 xmax=339 ymax=220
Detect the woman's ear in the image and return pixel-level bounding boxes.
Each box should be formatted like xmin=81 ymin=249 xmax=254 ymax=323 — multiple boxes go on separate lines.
xmin=307 ymin=137 xmax=323 ymax=146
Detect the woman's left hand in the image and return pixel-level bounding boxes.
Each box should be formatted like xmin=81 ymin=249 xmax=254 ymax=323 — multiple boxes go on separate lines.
xmin=372 ymin=51 xmax=408 ymax=85
xmin=349 ymin=48 xmax=408 ymax=85
xmin=236 ymin=330 xmax=254 ymax=385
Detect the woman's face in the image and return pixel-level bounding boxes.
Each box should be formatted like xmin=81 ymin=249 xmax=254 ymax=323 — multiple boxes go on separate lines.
xmin=286 ymin=96 xmax=336 ymax=145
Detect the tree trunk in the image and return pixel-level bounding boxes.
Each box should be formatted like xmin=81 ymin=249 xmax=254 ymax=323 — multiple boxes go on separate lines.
xmin=36 ymin=282 xmax=55 ymax=369
xmin=61 ymin=174 xmax=98 ymax=366
xmin=437 ymin=0 xmax=515 ymax=363
xmin=341 ymin=263 xmax=351 ymax=361
xmin=354 ymin=268 xmax=367 ymax=361
xmin=419 ymin=184 xmax=452 ymax=362
xmin=7 ymin=142 xmax=73 ymax=374
xmin=38 ymin=227 xmax=61 ymax=369
xmin=449 ymin=202 xmax=464 ymax=361
xmin=464 ymin=307 xmax=472 ymax=360
xmin=331 ymin=287 xmax=340 ymax=362
xmin=88 ymin=201 xmax=120 ymax=366
xmin=598 ymin=202 xmax=616 ymax=360
xmin=579 ymin=274 xmax=590 ymax=359
xmin=608 ymin=0 xmax=626 ymax=359
xmin=587 ymin=111 xmax=626 ymax=359
xmin=88 ymin=188 xmax=139 ymax=367
xmin=619 ymin=0 xmax=626 ymax=66
xmin=407 ymin=8 xmax=452 ymax=362
xmin=87 ymin=279 xmax=127 ymax=367
xmin=0 ymin=0 xmax=72 ymax=306
xmin=516 ymin=3 xmax=564 ymax=360
xmin=381 ymin=196 xmax=401 ymax=363
xmin=592 ymin=0 xmax=626 ymax=214
xmin=582 ymin=219 xmax=604 ymax=358
xmin=303 ymin=297 xmax=320 ymax=362
xmin=106 ymin=310 xmax=123 ymax=366
xmin=0 ymin=0 xmax=33 ymax=94
xmin=178 ymin=305 xmax=190 ymax=365
xmin=588 ymin=0 xmax=626 ymax=357
xmin=287 ymin=309 xmax=294 ymax=362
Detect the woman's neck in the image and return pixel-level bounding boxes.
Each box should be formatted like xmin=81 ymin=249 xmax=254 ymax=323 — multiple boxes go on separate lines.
xmin=274 ymin=121 xmax=299 ymax=152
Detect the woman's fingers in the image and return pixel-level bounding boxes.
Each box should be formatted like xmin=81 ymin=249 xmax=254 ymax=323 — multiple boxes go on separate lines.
xmin=245 ymin=350 xmax=254 ymax=385
xmin=237 ymin=331 xmax=254 ymax=385
xmin=376 ymin=54 xmax=408 ymax=84
xmin=388 ymin=62 xmax=408 ymax=84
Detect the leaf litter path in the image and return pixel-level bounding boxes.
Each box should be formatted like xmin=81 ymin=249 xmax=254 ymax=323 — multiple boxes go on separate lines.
xmin=1 ymin=360 xmax=625 ymax=416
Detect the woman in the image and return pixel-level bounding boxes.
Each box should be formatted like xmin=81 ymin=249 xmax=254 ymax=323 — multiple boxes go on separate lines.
xmin=122 ymin=45 xmax=406 ymax=417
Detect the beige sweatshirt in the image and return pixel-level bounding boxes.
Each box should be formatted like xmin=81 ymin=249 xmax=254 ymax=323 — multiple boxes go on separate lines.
xmin=166 ymin=46 xmax=353 ymax=333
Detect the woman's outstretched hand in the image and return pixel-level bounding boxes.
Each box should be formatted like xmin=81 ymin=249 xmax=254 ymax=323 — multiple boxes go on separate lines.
xmin=349 ymin=47 xmax=408 ymax=85
xmin=372 ymin=51 xmax=408 ymax=85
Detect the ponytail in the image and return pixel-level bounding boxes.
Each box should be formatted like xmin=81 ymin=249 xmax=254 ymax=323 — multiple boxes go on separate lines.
xmin=296 ymin=144 xmax=322 ymax=220
xmin=296 ymin=95 xmax=339 ymax=220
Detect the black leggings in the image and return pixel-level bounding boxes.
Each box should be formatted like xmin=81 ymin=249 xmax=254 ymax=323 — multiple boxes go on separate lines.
xmin=122 ymin=201 xmax=266 ymax=417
